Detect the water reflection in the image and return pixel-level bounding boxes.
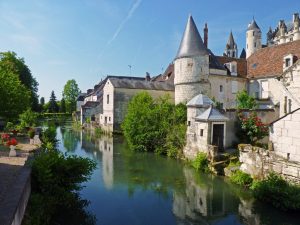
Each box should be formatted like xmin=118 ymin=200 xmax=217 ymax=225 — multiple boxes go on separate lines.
xmin=59 ymin=126 xmax=300 ymax=225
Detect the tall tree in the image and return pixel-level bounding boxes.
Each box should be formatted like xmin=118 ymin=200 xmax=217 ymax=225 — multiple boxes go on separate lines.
xmin=0 ymin=70 xmax=31 ymax=120
xmin=63 ymin=79 xmax=80 ymax=113
xmin=59 ymin=98 xmax=66 ymax=113
xmin=0 ymin=51 xmax=39 ymax=111
xmin=49 ymin=91 xmax=59 ymax=113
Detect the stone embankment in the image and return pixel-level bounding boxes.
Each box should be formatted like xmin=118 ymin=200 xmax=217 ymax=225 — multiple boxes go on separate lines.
xmin=239 ymin=144 xmax=300 ymax=184
xmin=0 ymin=135 xmax=40 ymax=225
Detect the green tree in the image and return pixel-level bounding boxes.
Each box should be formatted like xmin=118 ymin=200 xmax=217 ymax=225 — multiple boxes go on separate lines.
xmin=63 ymin=79 xmax=81 ymax=113
xmin=19 ymin=109 xmax=38 ymax=129
xmin=122 ymin=92 xmax=187 ymax=157
xmin=236 ymin=89 xmax=257 ymax=109
xmin=60 ymin=98 xmax=66 ymax=113
xmin=0 ymin=70 xmax=31 ymax=120
xmin=49 ymin=91 xmax=59 ymax=113
xmin=0 ymin=51 xmax=39 ymax=111
xmin=40 ymin=97 xmax=45 ymax=112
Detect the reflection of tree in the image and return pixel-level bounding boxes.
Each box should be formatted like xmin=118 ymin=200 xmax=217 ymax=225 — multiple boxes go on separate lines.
xmin=63 ymin=128 xmax=80 ymax=152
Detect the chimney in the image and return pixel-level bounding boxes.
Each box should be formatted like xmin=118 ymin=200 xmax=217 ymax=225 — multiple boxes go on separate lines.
xmin=204 ymin=23 xmax=208 ymax=48
xmin=145 ymin=72 xmax=151 ymax=81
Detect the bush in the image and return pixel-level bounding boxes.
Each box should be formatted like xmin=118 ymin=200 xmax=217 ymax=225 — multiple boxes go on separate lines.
xmin=191 ymin=152 xmax=209 ymax=172
xmin=24 ymin=127 xmax=97 ymax=225
xmin=251 ymin=172 xmax=300 ymax=211
xmin=230 ymin=170 xmax=253 ymax=187
xmin=19 ymin=108 xmax=38 ymax=129
xmin=94 ymin=127 xmax=103 ymax=137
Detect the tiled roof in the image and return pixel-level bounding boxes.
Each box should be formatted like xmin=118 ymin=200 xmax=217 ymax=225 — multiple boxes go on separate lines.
xmin=108 ymin=77 xmax=174 ymax=91
xmin=187 ymin=94 xmax=214 ymax=107
xmin=195 ymin=106 xmax=229 ymax=121
xmin=216 ymin=56 xmax=247 ymax=78
xmin=247 ymin=40 xmax=300 ymax=78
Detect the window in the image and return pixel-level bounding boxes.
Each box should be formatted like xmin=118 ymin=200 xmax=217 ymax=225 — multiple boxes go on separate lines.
xmin=285 ymin=58 xmax=291 ymax=67
xmin=188 ymin=121 xmax=191 ymax=126
xmin=254 ymin=42 xmax=256 ymax=48
xmin=253 ymin=31 xmax=255 ymax=36
xmin=200 ymin=129 xmax=204 ymax=136
xmin=107 ymin=94 xmax=109 ymax=104
xmin=288 ymin=99 xmax=292 ymax=113
xmin=284 ymin=96 xmax=287 ymax=114
xmin=231 ymin=64 xmax=236 ymax=73
xmin=232 ymin=81 xmax=238 ymax=93
xmin=232 ymin=52 xmax=235 ymax=58
xmin=220 ymin=85 xmax=223 ymax=92
xmin=261 ymin=80 xmax=269 ymax=99
xmin=109 ymin=117 xmax=111 ymax=122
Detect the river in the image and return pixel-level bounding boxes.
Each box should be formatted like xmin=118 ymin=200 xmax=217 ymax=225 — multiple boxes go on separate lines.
xmin=56 ymin=125 xmax=300 ymax=225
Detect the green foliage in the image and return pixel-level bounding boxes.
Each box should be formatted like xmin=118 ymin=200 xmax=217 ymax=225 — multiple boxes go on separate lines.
xmin=5 ymin=122 xmax=15 ymax=132
xmin=86 ymin=117 xmax=91 ymax=124
xmin=94 ymin=127 xmax=103 ymax=137
xmin=59 ymin=98 xmax=66 ymax=113
xmin=251 ymin=172 xmax=300 ymax=211
xmin=0 ymin=51 xmax=39 ymax=111
xmin=122 ymin=92 xmax=187 ymax=157
xmin=63 ymin=79 xmax=81 ymax=113
xmin=0 ymin=70 xmax=31 ymax=120
xmin=191 ymin=152 xmax=209 ymax=172
xmin=236 ymin=89 xmax=257 ymax=110
xmin=24 ymin=126 xmax=97 ymax=225
xmin=49 ymin=91 xmax=59 ymax=113
xmin=19 ymin=108 xmax=38 ymax=129
xmin=237 ymin=112 xmax=268 ymax=144
xmin=230 ymin=170 xmax=253 ymax=187
xmin=39 ymin=125 xmax=58 ymax=151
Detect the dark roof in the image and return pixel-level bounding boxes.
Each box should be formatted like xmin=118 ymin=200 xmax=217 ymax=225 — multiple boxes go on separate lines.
xmin=247 ymin=40 xmax=300 ymax=78
xmin=175 ymin=15 xmax=209 ymax=59
xmin=151 ymin=64 xmax=174 ymax=82
xmin=247 ymin=19 xmax=260 ymax=31
xmin=108 ymin=77 xmax=174 ymax=91
xmin=77 ymin=93 xmax=86 ymax=101
xmin=208 ymin=49 xmax=227 ymax=70
xmin=240 ymin=48 xmax=246 ymax=59
xmin=216 ymin=56 xmax=247 ymax=78
xmin=82 ymin=101 xmax=99 ymax=108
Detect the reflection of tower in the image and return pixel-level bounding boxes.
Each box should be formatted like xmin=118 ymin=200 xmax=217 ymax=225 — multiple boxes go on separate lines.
xmin=98 ymin=136 xmax=114 ymax=189
xmin=172 ymin=168 xmax=225 ymax=222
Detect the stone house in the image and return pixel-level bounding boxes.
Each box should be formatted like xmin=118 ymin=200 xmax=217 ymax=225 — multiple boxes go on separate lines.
xmin=98 ymin=76 xmax=174 ymax=133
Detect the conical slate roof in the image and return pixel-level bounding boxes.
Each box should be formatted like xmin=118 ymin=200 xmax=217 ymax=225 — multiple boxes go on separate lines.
xmin=175 ymin=15 xmax=209 ymax=59
xmin=247 ymin=19 xmax=260 ymax=31
xmin=226 ymin=31 xmax=236 ymax=49
xmin=195 ymin=106 xmax=229 ymax=122
xmin=240 ymin=48 xmax=246 ymax=59
xmin=186 ymin=94 xmax=213 ymax=107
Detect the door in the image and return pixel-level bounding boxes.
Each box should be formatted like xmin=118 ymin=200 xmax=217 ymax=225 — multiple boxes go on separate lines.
xmin=212 ymin=124 xmax=224 ymax=151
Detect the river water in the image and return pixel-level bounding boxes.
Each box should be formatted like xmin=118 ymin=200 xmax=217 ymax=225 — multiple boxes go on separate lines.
xmin=56 ymin=125 xmax=300 ymax=225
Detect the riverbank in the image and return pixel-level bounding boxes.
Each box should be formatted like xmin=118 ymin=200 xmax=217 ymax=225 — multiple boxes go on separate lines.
xmin=0 ymin=135 xmax=40 ymax=225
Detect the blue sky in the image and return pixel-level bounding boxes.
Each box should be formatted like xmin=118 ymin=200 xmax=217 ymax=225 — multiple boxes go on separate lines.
xmin=0 ymin=0 xmax=298 ymax=100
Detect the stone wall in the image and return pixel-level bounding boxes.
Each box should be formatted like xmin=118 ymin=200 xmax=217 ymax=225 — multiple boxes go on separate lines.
xmin=270 ymin=108 xmax=300 ymax=162
xmin=239 ymin=144 xmax=300 ymax=184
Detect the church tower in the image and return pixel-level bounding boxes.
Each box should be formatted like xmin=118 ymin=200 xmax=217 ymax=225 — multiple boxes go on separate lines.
xmin=224 ymin=31 xmax=238 ymax=58
xmin=174 ymin=15 xmax=210 ymax=104
xmin=246 ymin=19 xmax=262 ymax=58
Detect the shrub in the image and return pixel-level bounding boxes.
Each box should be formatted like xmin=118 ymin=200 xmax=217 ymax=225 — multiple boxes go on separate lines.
xmin=251 ymin=172 xmax=300 ymax=211
xmin=94 ymin=127 xmax=103 ymax=137
xmin=230 ymin=170 xmax=253 ymax=187
xmin=28 ymin=129 xmax=35 ymax=139
xmin=192 ymin=152 xmax=209 ymax=172
xmin=19 ymin=109 xmax=38 ymax=129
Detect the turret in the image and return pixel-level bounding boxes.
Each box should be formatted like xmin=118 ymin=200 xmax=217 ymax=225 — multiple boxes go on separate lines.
xmin=174 ymin=15 xmax=210 ymax=104
xmin=293 ymin=13 xmax=300 ymax=41
xmin=246 ymin=19 xmax=262 ymax=58
xmin=278 ymin=20 xmax=287 ymax=44
xmin=224 ymin=31 xmax=238 ymax=58
xmin=267 ymin=26 xmax=273 ymax=46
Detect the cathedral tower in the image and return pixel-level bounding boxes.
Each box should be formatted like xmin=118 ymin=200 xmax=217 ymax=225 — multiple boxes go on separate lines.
xmin=224 ymin=31 xmax=238 ymax=58
xmin=246 ymin=19 xmax=262 ymax=58
xmin=174 ymin=15 xmax=210 ymax=104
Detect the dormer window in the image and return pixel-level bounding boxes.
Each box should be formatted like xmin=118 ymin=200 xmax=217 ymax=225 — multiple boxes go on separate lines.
xmin=225 ymin=61 xmax=237 ymax=76
xmin=285 ymin=58 xmax=291 ymax=67
xmin=283 ymin=54 xmax=294 ymax=71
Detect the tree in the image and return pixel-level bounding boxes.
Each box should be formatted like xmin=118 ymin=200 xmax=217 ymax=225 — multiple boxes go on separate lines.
xmin=63 ymin=80 xmax=80 ymax=113
xmin=122 ymin=92 xmax=187 ymax=157
xmin=236 ymin=90 xmax=257 ymax=109
xmin=0 ymin=52 xmax=39 ymax=111
xmin=40 ymin=97 xmax=45 ymax=112
xmin=49 ymin=91 xmax=59 ymax=113
xmin=0 ymin=70 xmax=31 ymax=120
xmin=60 ymin=98 xmax=66 ymax=113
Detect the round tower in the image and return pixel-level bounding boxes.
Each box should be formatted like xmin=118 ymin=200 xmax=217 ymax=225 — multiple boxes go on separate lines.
xmin=246 ymin=19 xmax=262 ymax=58
xmin=174 ymin=15 xmax=210 ymax=104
